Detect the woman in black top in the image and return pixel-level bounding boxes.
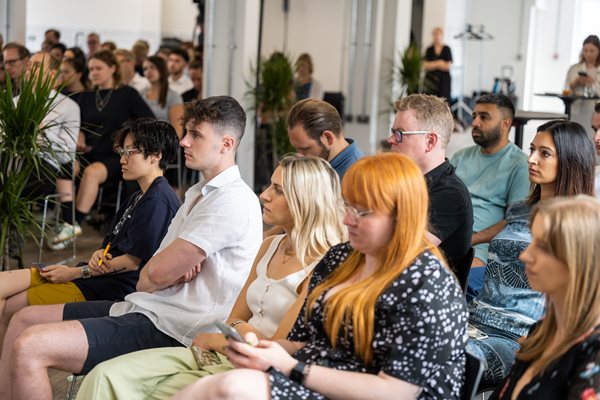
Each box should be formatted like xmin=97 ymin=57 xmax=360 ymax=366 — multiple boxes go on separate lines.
xmin=52 ymin=50 xmax=154 ymax=249
xmin=492 ymin=196 xmax=600 ymax=399
xmin=172 ymin=153 xmax=468 ymax=400
xmin=423 ymin=27 xmax=453 ymax=102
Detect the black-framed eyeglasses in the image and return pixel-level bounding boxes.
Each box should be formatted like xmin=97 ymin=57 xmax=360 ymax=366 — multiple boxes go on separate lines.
xmin=389 ymin=128 xmax=439 ymax=143
xmin=344 ymin=202 xmax=373 ymax=221
xmin=2 ymin=58 xmax=23 ymax=67
xmin=116 ymin=147 xmax=142 ymax=159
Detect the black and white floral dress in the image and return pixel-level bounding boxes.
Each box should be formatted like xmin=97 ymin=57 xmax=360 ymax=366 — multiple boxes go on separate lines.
xmin=267 ymin=242 xmax=469 ymax=399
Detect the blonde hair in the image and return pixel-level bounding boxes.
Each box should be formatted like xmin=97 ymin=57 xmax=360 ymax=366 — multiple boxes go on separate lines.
xmin=306 ymin=153 xmax=443 ymax=364
xmin=394 ymin=94 xmax=453 ymax=148
xmin=517 ymin=195 xmax=600 ymax=370
xmin=279 ymin=155 xmax=346 ymax=266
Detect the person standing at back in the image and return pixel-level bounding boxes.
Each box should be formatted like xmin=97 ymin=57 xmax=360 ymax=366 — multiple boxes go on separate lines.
xmin=450 ymin=94 xmax=529 ymax=298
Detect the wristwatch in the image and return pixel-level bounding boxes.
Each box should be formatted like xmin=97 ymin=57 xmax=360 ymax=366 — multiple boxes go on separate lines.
xmin=81 ymin=264 xmax=92 ymax=279
xmin=289 ymin=361 xmax=310 ymax=385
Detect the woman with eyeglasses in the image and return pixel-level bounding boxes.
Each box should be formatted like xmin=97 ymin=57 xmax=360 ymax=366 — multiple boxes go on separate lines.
xmin=171 ymin=153 xmax=468 ymax=400
xmin=467 ymin=120 xmax=596 ymax=387
xmin=0 ymin=119 xmax=180 ymax=347
xmin=491 ymin=196 xmax=600 ymax=399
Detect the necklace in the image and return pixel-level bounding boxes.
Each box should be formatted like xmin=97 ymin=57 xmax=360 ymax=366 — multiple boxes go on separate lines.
xmin=95 ymin=88 xmax=114 ymax=112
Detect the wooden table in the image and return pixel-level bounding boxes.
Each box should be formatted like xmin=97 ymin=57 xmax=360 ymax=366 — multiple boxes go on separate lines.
xmin=513 ymin=110 xmax=567 ymax=149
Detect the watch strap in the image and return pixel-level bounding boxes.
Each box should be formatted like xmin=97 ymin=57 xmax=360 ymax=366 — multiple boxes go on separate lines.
xmin=81 ymin=264 xmax=91 ymax=279
xmin=289 ymin=361 xmax=308 ymax=385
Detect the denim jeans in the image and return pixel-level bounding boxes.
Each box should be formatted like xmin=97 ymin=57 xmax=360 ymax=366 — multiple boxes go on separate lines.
xmin=466 ymin=321 xmax=521 ymax=385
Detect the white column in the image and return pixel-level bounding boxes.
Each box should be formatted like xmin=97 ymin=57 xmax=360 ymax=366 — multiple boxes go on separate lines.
xmin=2 ymin=0 xmax=26 ymax=43
xmin=203 ymin=0 xmax=260 ymax=188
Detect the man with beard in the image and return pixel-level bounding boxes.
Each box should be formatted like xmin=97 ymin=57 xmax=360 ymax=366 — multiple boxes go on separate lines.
xmin=287 ymin=98 xmax=363 ymax=178
xmin=451 ymin=94 xmax=528 ymax=298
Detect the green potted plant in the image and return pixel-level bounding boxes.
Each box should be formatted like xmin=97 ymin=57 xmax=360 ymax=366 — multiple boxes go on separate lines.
xmin=249 ymin=52 xmax=295 ymax=172
xmin=0 ymin=65 xmax=59 ymax=270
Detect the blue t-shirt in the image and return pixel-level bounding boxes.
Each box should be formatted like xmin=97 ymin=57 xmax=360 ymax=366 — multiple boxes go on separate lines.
xmin=330 ymin=138 xmax=364 ymax=179
xmin=450 ymin=143 xmax=529 ymax=262
xmin=468 ymin=201 xmax=545 ymax=339
xmin=73 ymin=176 xmax=180 ymax=301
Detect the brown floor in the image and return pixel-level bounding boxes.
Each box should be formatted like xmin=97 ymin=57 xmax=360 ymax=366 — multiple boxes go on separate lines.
xmin=10 ymin=221 xmax=105 ymax=399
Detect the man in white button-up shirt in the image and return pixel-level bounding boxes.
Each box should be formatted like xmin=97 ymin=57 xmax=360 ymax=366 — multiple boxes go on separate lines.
xmin=0 ymin=96 xmax=263 ymax=400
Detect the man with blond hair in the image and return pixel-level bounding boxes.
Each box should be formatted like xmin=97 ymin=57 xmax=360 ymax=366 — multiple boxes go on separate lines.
xmin=388 ymin=94 xmax=473 ymax=288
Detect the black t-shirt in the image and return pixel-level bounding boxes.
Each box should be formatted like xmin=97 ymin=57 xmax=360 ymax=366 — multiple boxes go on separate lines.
xmin=426 ymin=160 xmax=473 ymax=288
xmin=424 ymin=45 xmax=453 ymax=100
xmin=73 ymin=176 xmax=180 ymax=301
xmin=77 ymin=85 xmax=154 ymax=160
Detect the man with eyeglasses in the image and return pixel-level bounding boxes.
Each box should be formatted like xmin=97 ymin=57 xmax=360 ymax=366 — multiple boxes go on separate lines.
xmin=2 ymin=42 xmax=31 ymax=86
xmin=450 ymin=94 xmax=529 ymax=299
xmin=387 ymin=94 xmax=473 ymax=289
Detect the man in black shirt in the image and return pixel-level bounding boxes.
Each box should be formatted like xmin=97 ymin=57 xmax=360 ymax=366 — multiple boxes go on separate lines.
xmin=387 ymin=94 xmax=473 ymax=289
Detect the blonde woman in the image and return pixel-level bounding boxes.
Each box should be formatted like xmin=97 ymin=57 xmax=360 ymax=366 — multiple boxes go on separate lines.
xmin=492 ymin=196 xmax=600 ymax=399
xmin=76 ymin=155 xmax=346 ymax=400
xmin=173 ymin=153 xmax=468 ymax=400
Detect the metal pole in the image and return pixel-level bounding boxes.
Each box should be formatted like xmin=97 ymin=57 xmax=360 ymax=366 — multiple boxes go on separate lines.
xmin=227 ymin=0 xmax=238 ymax=96
xmin=345 ymin=0 xmax=359 ymax=122
xmin=357 ymin=0 xmax=373 ymax=123
xmin=205 ymin=0 xmax=216 ymax=97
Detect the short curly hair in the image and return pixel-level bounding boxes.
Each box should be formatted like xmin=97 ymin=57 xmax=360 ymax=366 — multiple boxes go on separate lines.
xmin=113 ymin=118 xmax=179 ymax=171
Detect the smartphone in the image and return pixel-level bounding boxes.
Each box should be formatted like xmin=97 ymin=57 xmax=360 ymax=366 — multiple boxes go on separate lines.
xmin=31 ymin=262 xmax=47 ymax=271
xmin=213 ymin=320 xmax=244 ymax=342
xmin=467 ymin=323 xmax=489 ymax=340
xmin=578 ymin=71 xmax=588 ymax=77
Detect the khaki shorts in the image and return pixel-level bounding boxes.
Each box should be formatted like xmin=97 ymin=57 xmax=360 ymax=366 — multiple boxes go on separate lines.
xmin=26 ymin=268 xmax=86 ymax=305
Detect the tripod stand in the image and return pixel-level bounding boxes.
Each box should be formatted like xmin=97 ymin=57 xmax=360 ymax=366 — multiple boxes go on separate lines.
xmin=452 ymin=24 xmax=494 ymax=124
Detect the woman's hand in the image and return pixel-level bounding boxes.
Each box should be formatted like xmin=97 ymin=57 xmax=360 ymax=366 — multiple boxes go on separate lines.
xmin=39 ymin=265 xmax=79 ymax=283
xmin=88 ymin=249 xmax=113 ymax=274
xmin=192 ymin=332 xmax=228 ymax=353
xmin=225 ymin=332 xmax=298 ymax=375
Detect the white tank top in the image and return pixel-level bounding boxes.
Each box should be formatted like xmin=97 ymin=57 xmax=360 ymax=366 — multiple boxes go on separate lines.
xmin=246 ymin=235 xmax=318 ymax=337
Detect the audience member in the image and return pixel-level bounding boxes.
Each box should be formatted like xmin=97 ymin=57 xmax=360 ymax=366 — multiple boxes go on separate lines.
xmin=287 ymin=98 xmax=363 ymax=178
xmin=101 ymin=41 xmax=117 ymax=53
xmin=44 ymin=28 xmax=61 ymax=46
xmin=19 ymin=51 xmax=80 ymax=213
xmin=467 ymin=120 xmax=596 ymax=385
xmin=182 ymin=59 xmax=203 ymax=102
xmin=423 ymin=27 xmax=453 ymax=102
xmin=132 ymin=39 xmax=149 ymax=76
xmin=114 ymin=48 xmax=150 ymax=93
xmin=171 ymin=153 xmax=468 ymax=400
xmin=167 ymin=48 xmax=193 ymax=95
xmin=58 ymin=57 xmax=88 ymax=96
xmin=155 ymin=47 xmax=171 ymax=62
xmin=76 ymin=154 xmax=347 ymax=400
xmin=592 ymin=102 xmax=600 ymax=197
xmin=293 ymin=53 xmax=323 ymax=101
xmin=0 ymin=119 xmax=180 ymax=345
xmin=64 ymin=46 xmax=86 ymax=64
xmin=141 ymin=56 xmax=184 ymax=138
xmin=180 ymin=41 xmax=197 ymax=64
xmin=49 ymin=43 xmax=66 ymax=68
xmin=492 ymin=196 xmax=600 ymax=399
xmin=0 ymin=33 xmax=4 ymax=51
xmin=0 ymin=96 xmax=263 ymax=400
xmin=388 ymin=94 xmax=473 ymax=289
xmin=450 ymin=94 xmax=529 ymax=297
xmin=86 ymin=32 xmax=101 ymax=57
xmin=50 ymin=49 xmax=154 ymax=249
xmin=2 ymin=42 xmax=31 ymax=85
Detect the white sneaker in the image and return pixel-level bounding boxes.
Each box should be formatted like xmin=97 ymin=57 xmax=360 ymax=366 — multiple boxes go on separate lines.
xmin=49 ymin=222 xmax=82 ymax=250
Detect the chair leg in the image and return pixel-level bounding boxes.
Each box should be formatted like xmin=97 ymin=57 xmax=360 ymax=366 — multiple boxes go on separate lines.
xmin=38 ymin=196 xmax=50 ymax=263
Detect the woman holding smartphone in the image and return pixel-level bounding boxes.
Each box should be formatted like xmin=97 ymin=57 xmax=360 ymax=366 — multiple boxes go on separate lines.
xmin=173 ymin=153 xmax=468 ymax=400
xmin=76 ymin=155 xmax=346 ymax=400
xmin=0 ymin=119 xmax=180 ymax=348
xmin=492 ymin=196 xmax=600 ymax=399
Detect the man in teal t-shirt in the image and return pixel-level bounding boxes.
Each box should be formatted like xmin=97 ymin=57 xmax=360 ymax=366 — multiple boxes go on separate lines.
xmin=451 ymin=94 xmax=529 ymax=295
